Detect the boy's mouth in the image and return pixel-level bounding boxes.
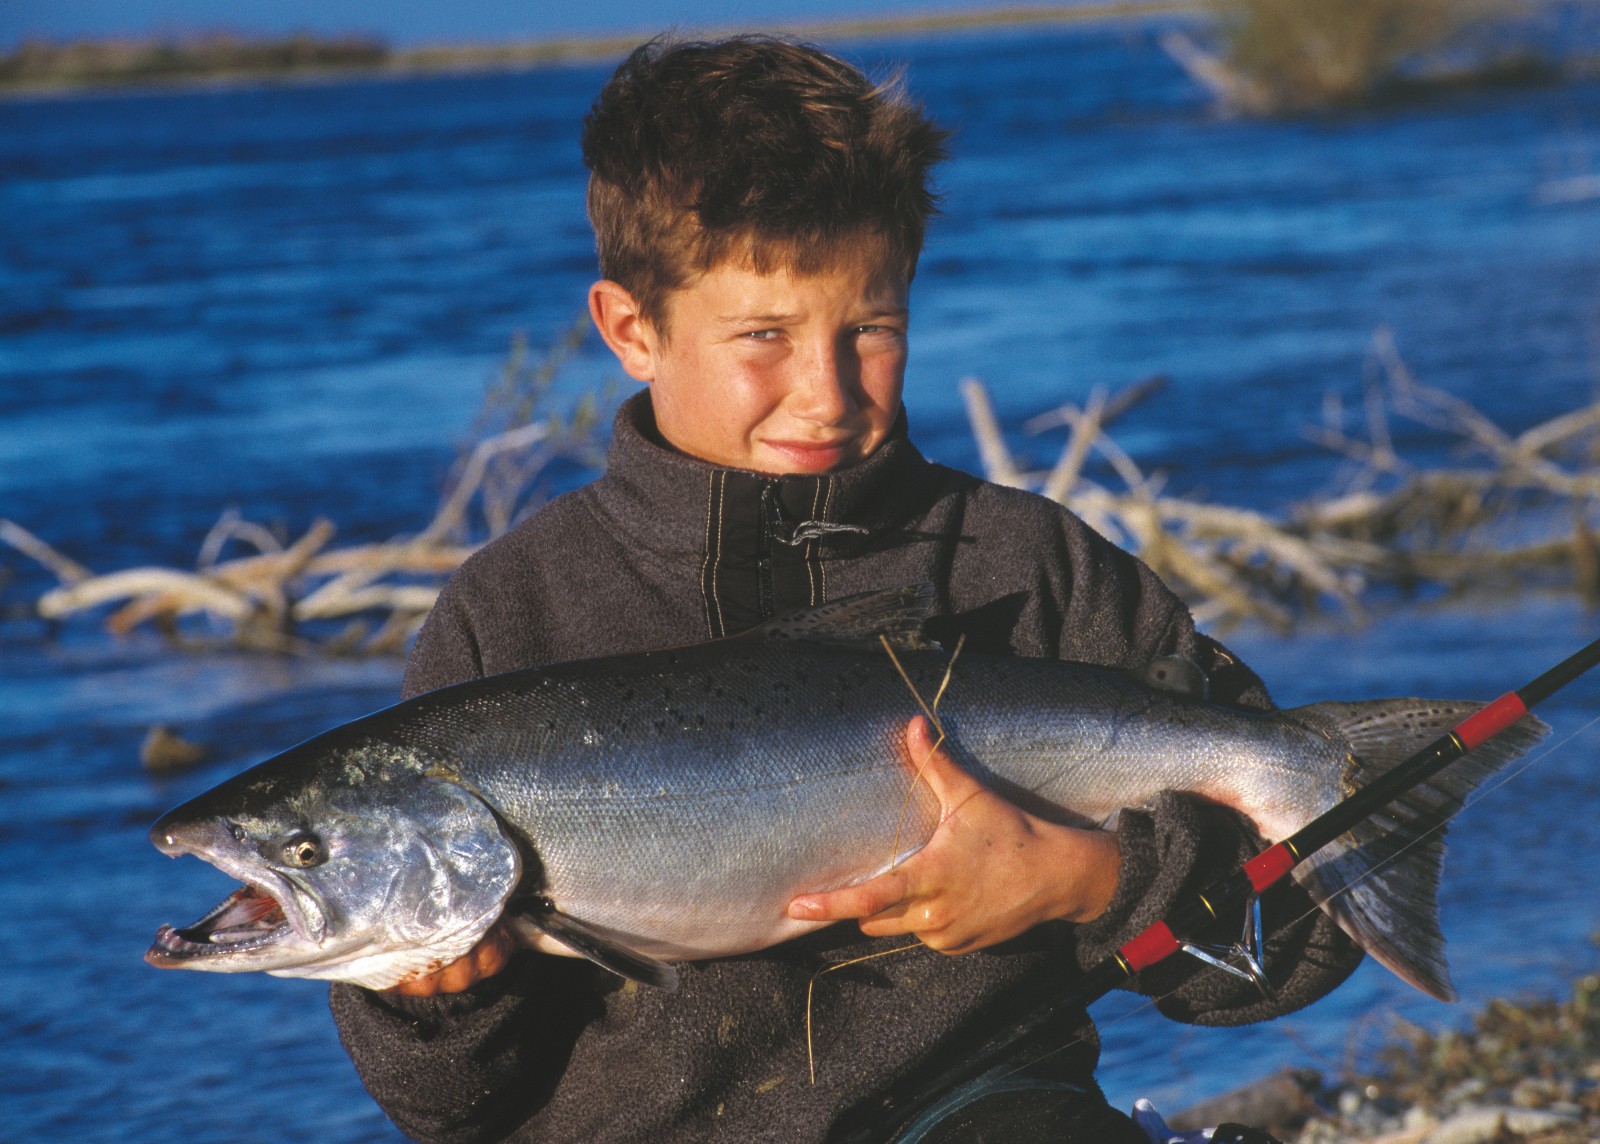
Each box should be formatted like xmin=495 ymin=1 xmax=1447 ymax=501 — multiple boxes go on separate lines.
xmin=762 ymin=436 xmax=859 ymax=472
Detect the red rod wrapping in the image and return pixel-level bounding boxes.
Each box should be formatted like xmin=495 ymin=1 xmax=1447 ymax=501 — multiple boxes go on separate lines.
xmin=1118 ymin=921 xmax=1180 ymax=972
xmin=1243 ymin=842 xmax=1296 ymax=893
xmin=1455 ymin=692 xmax=1529 ymax=750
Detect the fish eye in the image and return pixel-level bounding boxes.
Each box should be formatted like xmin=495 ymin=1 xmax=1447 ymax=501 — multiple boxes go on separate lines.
xmin=280 ymin=832 xmax=326 ymax=868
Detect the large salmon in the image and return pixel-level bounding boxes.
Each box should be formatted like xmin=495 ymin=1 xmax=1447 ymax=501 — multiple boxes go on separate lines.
xmin=145 ymin=585 xmax=1546 ymax=999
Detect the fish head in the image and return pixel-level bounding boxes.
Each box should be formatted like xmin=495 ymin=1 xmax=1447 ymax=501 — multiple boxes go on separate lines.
xmin=145 ymin=734 xmax=521 ymax=991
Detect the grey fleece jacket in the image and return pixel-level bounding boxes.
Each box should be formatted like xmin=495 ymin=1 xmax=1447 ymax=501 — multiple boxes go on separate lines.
xmin=329 ymin=393 xmax=1362 ymax=1143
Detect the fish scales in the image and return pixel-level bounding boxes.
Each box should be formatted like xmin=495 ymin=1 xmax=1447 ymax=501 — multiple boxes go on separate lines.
xmin=319 ymin=642 xmax=1330 ymax=963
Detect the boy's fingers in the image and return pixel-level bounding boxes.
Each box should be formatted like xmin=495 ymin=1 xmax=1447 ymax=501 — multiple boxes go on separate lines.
xmin=903 ymin=715 xmax=984 ymax=815
xmin=434 ymin=954 xmax=479 ymax=994
xmin=787 ymin=716 xmax=988 ymax=926
xmin=788 ymin=869 xmax=909 ymax=922
xmin=385 ymin=925 xmax=514 ymax=996
xmin=474 ymin=925 xmax=515 ymax=976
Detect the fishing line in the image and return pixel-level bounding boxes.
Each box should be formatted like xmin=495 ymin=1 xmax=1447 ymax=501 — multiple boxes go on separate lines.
xmin=883 ymin=636 xmax=940 ymax=732
xmin=928 ymin=634 xmax=965 ymax=715
xmin=1272 ymin=707 xmax=1600 ymax=953
xmin=880 ymin=633 xmax=966 ymax=873
xmin=804 ymin=635 xmax=967 ymax=1085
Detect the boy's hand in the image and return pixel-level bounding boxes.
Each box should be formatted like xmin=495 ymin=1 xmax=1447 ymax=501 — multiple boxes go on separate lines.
xmin=385 ymin=924 xmax=517 ymax=997
xmin=786 ymin=716 xmax=1120 ymax=954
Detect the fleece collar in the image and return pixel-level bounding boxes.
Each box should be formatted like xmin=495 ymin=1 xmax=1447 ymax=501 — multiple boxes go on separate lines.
xmin=590 ymin=391 xmax=932 ymax=633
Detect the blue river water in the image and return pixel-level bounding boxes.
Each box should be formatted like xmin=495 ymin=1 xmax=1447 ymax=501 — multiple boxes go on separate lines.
xmin=2 ymin=18 xmax=1600 ymax=1141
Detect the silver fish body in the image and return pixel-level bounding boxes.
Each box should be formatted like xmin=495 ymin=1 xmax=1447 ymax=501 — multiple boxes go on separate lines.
xmin=147 ymin=587 xmax=1547 ymax=997
xmin=431 ymin=640 xmax=1332 ymax=959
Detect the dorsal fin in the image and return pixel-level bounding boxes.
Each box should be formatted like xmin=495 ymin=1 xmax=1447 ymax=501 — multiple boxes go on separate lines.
xmin=1137 ymin=655 xmax=1209 ymax=701
xmin=750 ymin=584 xmax=939 ymax=651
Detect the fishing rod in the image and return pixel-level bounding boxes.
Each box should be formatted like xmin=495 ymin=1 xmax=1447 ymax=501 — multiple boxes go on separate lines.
xmin=829 ymin=632 xmax=1600 ymax=1144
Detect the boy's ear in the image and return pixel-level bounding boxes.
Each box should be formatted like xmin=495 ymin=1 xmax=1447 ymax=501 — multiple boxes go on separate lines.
xmin=589 ymin=280 xmax=658 ymax=383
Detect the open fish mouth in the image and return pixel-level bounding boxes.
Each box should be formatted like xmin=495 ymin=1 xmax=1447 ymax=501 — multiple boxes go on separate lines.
xmin=146 ymin=885 xmax=291 ymax=965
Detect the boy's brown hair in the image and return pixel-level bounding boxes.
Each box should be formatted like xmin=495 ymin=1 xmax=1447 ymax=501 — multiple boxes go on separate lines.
xmin=581 ymin=35 xmax=949 ymax=329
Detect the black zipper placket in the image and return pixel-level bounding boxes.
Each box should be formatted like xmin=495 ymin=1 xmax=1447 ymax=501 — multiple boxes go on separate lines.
xmin=756 ymin=479 xmax=780 ymax=621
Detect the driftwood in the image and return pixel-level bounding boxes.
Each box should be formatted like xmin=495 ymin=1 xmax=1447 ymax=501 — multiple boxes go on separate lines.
xmin=0 ymin=319 xmax=608 ymax=654
xmin=4 ymin=515 xmax=474 ymax=655
xmin=962 ymin=327 xmax=1600 ymax=630
xmin=2 ymin=412 xmax=599 ymax=654
xmin=964 ymin=375 xmax=1374 ymax=630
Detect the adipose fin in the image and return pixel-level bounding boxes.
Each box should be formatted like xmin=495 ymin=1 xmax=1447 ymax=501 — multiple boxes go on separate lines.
xmin=1137 ymin=655 xmax=1209 ymax=701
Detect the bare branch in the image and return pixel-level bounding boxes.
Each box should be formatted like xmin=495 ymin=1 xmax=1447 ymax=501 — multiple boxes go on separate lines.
xmin=1041 ymin=386 xmax=1107 ymax=504
xmin=38 ymin=569 xmax=255 ymax=622
xmin=197 ymin=507 xmax=284 ymax=569
xmin=960 ymin=377 xmax=1028 ymax=489
xmin=419 ymin=421 xmax=553 ymax=545
xmin=0 ymin=519 xmax=92 ymax=585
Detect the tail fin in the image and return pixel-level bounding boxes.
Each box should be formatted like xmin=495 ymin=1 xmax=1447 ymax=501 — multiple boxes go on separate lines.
xmin=1287 ymin=699 xmax=1549 ymax=1001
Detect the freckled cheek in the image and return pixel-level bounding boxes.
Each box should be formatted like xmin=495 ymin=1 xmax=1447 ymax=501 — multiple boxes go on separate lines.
xmin=860 ymin=356 xmax=906 ymax=420
xmin=663 ymin=350 xmax=763 ymax=424
xmin=721 ymin=362 xmax=795 ymax=428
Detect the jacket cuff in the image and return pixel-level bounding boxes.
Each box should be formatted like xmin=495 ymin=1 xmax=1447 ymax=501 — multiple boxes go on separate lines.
xmin=1068 ymin=791 xmax=1365 ymax=1024
xmin=1069 ymin=796 xmax=1171 ymax=967
xmin=333 ymin=951 xmax=540 ymax=1025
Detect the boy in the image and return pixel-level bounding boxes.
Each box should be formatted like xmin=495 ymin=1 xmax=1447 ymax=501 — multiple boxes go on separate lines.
xmin=330 ymin=35 xmax=1361 ymax=1143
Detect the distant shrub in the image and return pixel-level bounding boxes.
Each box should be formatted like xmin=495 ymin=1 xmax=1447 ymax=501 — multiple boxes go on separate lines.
xmin=1200 ymin=0 xmax=1533 ymax=112
xmin=0 ymin=33 xmax=390 ymax=91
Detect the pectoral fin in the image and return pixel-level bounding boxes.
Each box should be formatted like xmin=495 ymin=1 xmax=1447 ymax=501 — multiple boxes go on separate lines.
xmin=506 ymin=897 xmax=680 ymax=991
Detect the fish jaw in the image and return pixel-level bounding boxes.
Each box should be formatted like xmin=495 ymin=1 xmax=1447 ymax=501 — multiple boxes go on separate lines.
xmin=145 ymin=746 xmax=525 ymax=990
xmin=145 ymin=813 xmax=333 ymax=975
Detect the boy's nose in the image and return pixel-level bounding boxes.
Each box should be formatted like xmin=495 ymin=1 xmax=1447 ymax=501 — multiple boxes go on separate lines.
xmin=790 ymin=343 xmax=858 ymax=423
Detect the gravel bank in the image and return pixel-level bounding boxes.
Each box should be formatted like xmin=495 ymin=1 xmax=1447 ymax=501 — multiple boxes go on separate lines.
xmin=1168 ymin=972 xmax=1600 ymax=1143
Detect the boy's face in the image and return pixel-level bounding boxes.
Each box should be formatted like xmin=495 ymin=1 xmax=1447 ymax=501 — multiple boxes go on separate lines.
xmin=590 ymin=252 xmax=909 ymax=475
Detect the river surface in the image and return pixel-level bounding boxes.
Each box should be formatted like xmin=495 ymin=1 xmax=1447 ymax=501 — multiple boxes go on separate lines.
xmin=3 ymin=17 xmax=1600 ymax=1141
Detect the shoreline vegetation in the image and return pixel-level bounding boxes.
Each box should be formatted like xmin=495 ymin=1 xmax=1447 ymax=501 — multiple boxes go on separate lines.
xmin=4 ymin=0 xmax=1591 ymax=112
xmin=0 ymin=1 xmax=1201 ymax=97
xmin=1166 ymin=0 xmax=1583 ymax=115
